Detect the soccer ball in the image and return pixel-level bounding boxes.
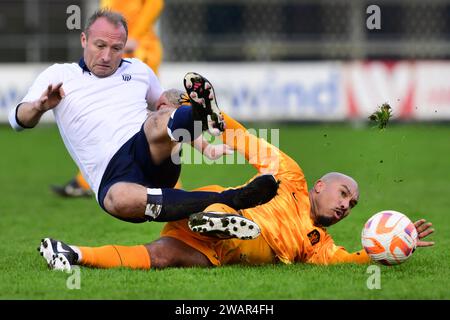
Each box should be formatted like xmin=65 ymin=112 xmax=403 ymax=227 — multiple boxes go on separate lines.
xmin=361 ymin=210 xmax=418 ymax=265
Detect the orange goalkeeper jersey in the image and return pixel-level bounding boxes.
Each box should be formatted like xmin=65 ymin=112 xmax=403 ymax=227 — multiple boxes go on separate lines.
xmin=222 ymin=114 xmax=370 ymax=265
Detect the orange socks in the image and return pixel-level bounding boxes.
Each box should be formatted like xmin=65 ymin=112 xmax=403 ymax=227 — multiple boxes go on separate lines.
xmin=78 ymin=245 xmax=151 ymax=269
xmin=75 ymin=171 xmax=91 ymax=191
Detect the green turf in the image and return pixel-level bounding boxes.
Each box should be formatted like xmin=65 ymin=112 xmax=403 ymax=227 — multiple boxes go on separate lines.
xmin=0 ymin=123 xmax=448 ymax=300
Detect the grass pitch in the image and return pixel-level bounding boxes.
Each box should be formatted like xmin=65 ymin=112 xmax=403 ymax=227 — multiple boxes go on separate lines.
xmin=0 ymin=122 xmax=449 ymax=300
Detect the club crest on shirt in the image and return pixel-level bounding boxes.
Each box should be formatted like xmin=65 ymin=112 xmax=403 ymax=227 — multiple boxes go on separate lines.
xmin=307 ymin=229 xmax=321 ymax=245
xmin=122 ymin=74 xmax=131 ymax=81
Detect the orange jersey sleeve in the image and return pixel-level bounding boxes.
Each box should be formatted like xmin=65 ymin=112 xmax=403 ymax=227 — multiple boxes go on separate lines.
xmin=161 ymin=202 xmax=277 ymax=266
xmin=330 ymin=248 xmax=371 ymax=264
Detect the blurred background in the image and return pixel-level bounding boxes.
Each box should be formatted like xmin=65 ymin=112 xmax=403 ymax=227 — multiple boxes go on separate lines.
xmin=1 ymin=0 xmax=450 ymax=122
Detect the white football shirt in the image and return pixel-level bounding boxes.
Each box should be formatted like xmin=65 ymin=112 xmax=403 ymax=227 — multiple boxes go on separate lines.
xmin=10 ymin=58 xmax=163 ymax=198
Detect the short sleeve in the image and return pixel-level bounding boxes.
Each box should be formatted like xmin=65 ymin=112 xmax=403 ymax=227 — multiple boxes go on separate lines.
xmin=9 ymin=64 xmax=62 ymax=131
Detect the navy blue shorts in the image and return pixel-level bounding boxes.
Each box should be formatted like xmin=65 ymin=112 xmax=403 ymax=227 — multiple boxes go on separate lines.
xmin=97 ymin=125 xmax=181 ymax=213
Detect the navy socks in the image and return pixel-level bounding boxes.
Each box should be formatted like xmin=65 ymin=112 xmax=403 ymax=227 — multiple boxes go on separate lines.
xmin=145 ymin=188 xmax=240 ymax=222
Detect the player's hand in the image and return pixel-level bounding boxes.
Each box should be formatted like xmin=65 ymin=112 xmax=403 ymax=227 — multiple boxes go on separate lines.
xmin=414 ymin=219 xmax=435 ymax=247
xmin=203 ymin=143 xmax=234 ymax=160
xmin=34 ymin=83 xmax=65 ymax=112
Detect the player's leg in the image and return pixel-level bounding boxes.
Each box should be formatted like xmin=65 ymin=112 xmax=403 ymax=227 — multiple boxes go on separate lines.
xmin=74 ymin=171 xmax=90 ymax=190
xmin=144 ymin=237 xmax=212 ymax=268
xmin=143 ymin=106 xmax=183 ymax=165
xmin=38 ymin=236 xmax=211 ymax=271
xmin=220 ymin=233 xmax=277 ymax=266
xmin=99 ymin=119 xmax=278 ymax=223
xmin=102 ymin=172 xmax=278 ymax=223
xmin=187 ymin=203 xmax=261 ymax=240
xmin=50 ymin=171 xmax=93 ymax=198
xmin=143 ymin=77 xmax=225 ymax=166
xmin=183 ymin=72 xmax=225 ymax=135
xmin=37 ymin=221 xmax=271 ymax=271
xmin=180 ymin=203 xmax=277 ymax=266
xmin=140 ymin=43 xmax=184 ymax=190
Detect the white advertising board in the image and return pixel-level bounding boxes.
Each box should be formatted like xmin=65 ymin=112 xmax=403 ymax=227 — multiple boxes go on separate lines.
xmin=159 ymin=62 xmax=346 ymax=121
xmin=1 ymin=61 xmax=450 ymax=123
xmin=0 ymin=64 xmax=55 ymax=124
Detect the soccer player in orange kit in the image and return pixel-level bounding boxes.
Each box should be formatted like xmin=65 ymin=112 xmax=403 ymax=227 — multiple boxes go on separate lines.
xmin=52 ymin=0 xmax=166 ymax=197
xmin=40 ymin=74 xmax=435 ymax=270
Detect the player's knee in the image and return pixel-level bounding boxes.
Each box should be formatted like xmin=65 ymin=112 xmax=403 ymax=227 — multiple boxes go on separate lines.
xmin=105 ymin=184 xmax=142 ymax=218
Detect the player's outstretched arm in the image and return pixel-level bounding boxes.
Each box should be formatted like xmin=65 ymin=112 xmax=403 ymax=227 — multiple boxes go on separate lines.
xmin=414 ymin=219 xmax=435 ymax=247
xmin=16 ymin=83 xmax=65 ymax=129
xmin=192 ymin=135 xmax=234 ymax=160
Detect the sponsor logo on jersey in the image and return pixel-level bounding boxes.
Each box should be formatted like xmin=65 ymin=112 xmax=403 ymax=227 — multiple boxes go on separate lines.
xmin=307 ymin=229 xmax=321 ymax=245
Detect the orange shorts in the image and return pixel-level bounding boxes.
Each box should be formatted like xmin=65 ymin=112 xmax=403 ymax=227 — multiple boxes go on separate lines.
xmin=160 ymin=203 xmax=277 ymax=266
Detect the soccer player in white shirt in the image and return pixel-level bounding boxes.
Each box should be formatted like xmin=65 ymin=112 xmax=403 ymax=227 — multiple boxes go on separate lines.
xmin=9 ymin=9 xmax=278 ymax=225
